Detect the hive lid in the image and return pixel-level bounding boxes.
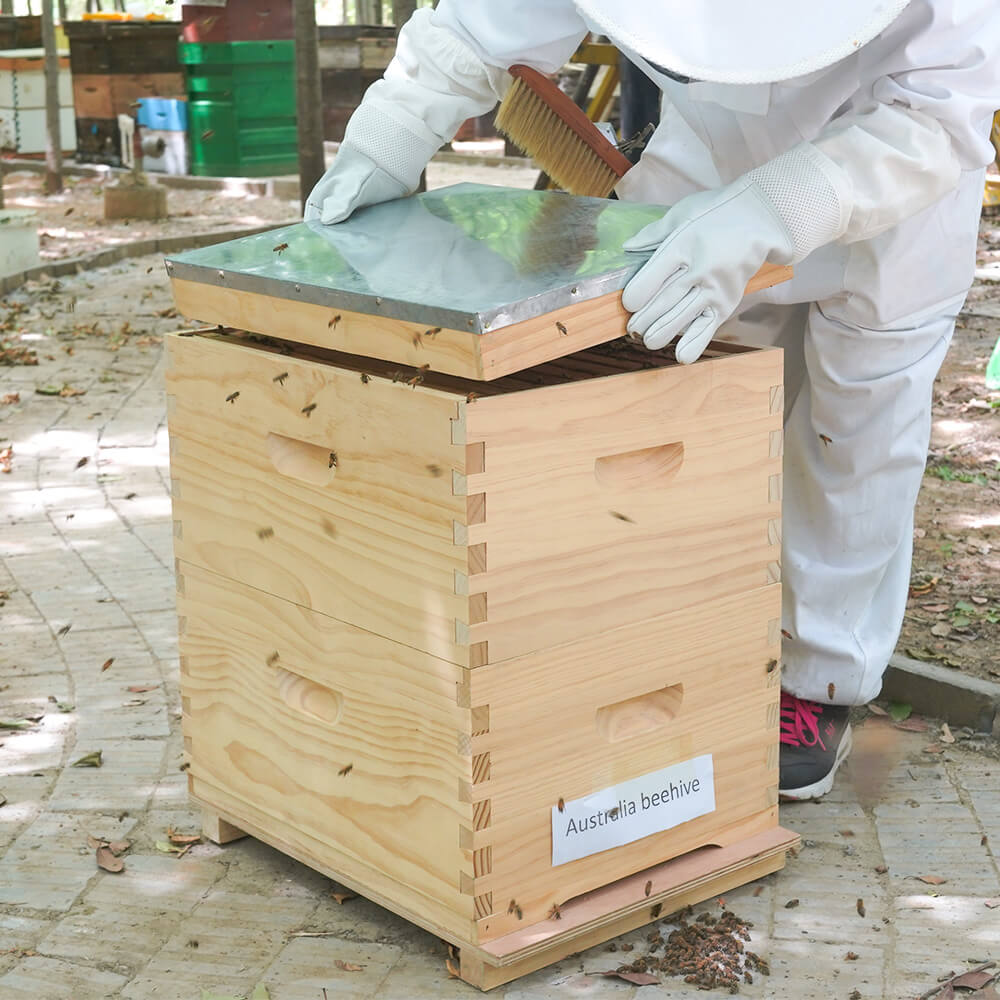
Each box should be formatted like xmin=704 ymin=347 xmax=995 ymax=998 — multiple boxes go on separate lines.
xmin=165 ymin=182 xmax=665 ymax=335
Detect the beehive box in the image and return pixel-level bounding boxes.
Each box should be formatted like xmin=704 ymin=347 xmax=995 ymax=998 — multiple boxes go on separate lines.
xmin=164 ymin=184 xmax=797 ymax=988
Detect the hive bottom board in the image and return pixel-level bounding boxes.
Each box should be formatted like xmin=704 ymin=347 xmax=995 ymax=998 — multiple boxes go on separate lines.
xmin=199 ymin=802 xmax=798 ymax=991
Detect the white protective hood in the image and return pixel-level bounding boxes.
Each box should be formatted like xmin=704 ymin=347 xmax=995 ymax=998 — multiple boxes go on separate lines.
xmin=574 ymin=0 xmax=913 ymax=84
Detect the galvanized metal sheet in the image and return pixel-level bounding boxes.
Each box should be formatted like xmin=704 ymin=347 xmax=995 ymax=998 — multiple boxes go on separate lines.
xmin=164 ymin=183 xmax=663 ymax=334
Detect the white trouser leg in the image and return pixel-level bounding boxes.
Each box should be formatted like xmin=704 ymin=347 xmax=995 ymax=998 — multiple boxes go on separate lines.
xmin=720 ymin=294 xmax=963 ymax=704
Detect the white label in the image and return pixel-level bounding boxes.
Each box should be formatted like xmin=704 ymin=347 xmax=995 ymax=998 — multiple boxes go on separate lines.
xmin=551 ymin=755 xmax=715 ymax=866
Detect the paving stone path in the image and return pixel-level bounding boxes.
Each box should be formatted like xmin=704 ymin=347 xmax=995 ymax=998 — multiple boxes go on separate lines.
xmin=2 ymin=256 xmax=999 ymax=1000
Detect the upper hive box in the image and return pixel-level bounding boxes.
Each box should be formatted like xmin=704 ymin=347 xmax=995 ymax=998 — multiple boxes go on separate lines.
xmin=165 ymin=182 xmax=791 ymax=380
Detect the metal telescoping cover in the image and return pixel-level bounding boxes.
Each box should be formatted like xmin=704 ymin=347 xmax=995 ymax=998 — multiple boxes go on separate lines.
xmin=164 ymin=183 xmax=663 ymax=335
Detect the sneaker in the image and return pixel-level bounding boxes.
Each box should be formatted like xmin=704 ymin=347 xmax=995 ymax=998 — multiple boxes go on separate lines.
xmin=778 ymin=691 xmax=852 ymax=800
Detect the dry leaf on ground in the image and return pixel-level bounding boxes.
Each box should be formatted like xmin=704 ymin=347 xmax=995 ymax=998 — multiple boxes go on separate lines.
xmin=951 ymin=970 xmax=997 ymax=990
xmin=940 ymin=723 xmax=956 ymax=743
xmin=96 ymin=845 xmax=124 ymax=873
xmin=72 ymin=750 xmax=103 ymax=767
xmin=331 ymin=890 xmax=357 ymax=905
xmin=127 ymin=684 xmax=159 ymax=693
xmin=600 ymin=970 xmax=661 ymax=986
xmin=914 ymin=875 xmax=947 ymax=885
xmin=167 ymin=827 xmax=201 ymax=846
xmin=101 ymin=658 xmax=114 ymax=672
xmin=334 ymin=960 xmax=364 ymax=972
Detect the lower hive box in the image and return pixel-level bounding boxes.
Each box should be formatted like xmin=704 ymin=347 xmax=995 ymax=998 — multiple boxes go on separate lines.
xmin=166 ymin=326 xmax=797 ymax=989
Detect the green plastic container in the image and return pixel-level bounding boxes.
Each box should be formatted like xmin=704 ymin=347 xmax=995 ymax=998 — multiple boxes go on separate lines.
xmin=181 ymin=40 xmax=298 ymax=177
xmin=987 ymin=334 xmax=1000 ymax=391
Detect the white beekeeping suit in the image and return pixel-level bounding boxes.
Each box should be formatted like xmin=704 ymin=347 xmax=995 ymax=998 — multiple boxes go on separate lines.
xmin=306 ymin=0 xmax=1000 ymax=798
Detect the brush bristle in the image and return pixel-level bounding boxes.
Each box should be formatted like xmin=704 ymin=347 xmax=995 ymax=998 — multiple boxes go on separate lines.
xmin=496 ymin=78 xmax=620 ymax=199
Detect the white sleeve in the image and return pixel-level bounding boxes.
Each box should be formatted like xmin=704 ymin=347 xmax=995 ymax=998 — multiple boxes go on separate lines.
xmin=432 ymin=0 xmax=589 ymax=75
xmin=812 ymin=0 xmax=1000 ymax=243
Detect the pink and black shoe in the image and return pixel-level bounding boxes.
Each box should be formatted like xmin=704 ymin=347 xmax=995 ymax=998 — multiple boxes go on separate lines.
xmin=778 ymin=691 xmax=852 ymax=800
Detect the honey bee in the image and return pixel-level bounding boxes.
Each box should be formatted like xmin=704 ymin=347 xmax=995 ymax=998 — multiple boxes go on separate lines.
xmin=407 ymin=363 xmax=430 ymax=388
xmin=819 ymin=434 xmax=832 ymax=446
xmin=557 ymin=797 xmax=565 ymax=812
xmin=610 ymin=510 xmax=635 ymax=523
xmin=338 ymin=763 xmax=354 ymax=776
xmin=781 ymin=628 xmax=793 ymax=640
xmin=608 ymin=806 xmax=620 ymax=820
xmin=507 ymin=899 xmax=523 ymax=919
xmin=645 ymin=880 xmax=653 ymax=898
xmin=425 ymin=327 xmax=442 ymax=338
xmin=466 ymin=392 xmax=480 ymax=404
xmin=411 ymin=332 xmax=423 ymax=347
xmin=273 ymin=372 xmax=289 ymax=385
xmin=827 ymin=682 xmax=836 ymax=700
xmin=556 ymin=321 xmax=568 ymax=336
xmin=321 ymin=519 xmax=337 ymax=537
xmin=650 ymin=903 xmax=662 ymax=918
xmin=257 ymin=527 xmax=274 ymax=540
xmin=766 ymin=658 xmax=778 ymax=673
xmin=329 ymin=314 xmax=342 ymax=329
xmin=328 ymin=452 xmax=338 ymax=469
xmin=225 ymin=391 xmax=240 ymax=404
xmin=266 ymin=651 xmax=279 ymax=667
xmin=360 ymin=373 xmax=370 ymax=384
xmin=273 ymin=243 xmax=289 ymax=255
xmin=548 ymin=903 xmax=562 ymax=920
xmin=301 ymin=403 xmax=317 ymax=417
xmin=426 ymin=464 xmax=442 ymax=477
xmin=201 ymin=129 xmax=215 ymax=141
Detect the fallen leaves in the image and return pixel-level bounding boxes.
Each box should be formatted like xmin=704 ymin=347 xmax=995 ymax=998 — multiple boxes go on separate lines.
xmin=34 ymin=383 xmax=86 ymax=397
xmin=156 ymin=827 xmax=202 ymax=858
xmin=914 ymin=875 xmax=948 ymax=885
xmin=0 ymin=719 xmax=35 ymax=730
xmin=334 ymin=960 xmax=364 ymax=972
xmin=599 ymin=970 xmax=661 ymax=985
xmin=331 ymin=889 xmax=357 ymax=905
xmin=71 ymin=750 xmax=103 ymax=767
xmin=1 ymin=392 xmax=21 ymax=404
xmin=940 ymin=723 xmax=956 ymax=743
xmin=0 ymin=445 xmax=11 ymax=474
xmin=127 ymin=684 xmax=158 ymax=693
xmin=88 ymin=834 xmax=130 ymax=873
xmin=888 ymin=701 xmax=913 ymax=722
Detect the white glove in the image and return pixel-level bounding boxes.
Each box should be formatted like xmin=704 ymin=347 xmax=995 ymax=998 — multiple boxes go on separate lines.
xmin=621 ymin=143 xmax=851 ymax=363
xmin=304 ymin=8 xmax=509 ymax=225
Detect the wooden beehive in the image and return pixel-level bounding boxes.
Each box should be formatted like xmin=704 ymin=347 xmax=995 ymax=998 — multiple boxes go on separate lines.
xmin=165 ymin=185 xmax=798 ymax=989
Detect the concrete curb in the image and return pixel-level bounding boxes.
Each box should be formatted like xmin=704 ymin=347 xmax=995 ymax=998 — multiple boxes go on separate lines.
xmin=3 ymin=145 xmax=533 ymax=199
xmin=0 ymin=220 xmax=298 ymax=297
xmin=882 ymin=652 xmax=1000 ymax=733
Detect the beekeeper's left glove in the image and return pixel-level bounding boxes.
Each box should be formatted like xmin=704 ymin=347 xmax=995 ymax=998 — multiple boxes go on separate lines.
xmin=621 ymin=143 xmax=851 ymax=364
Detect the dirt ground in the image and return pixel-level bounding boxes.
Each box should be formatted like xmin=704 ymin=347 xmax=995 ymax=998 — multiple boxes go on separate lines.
xmin=898 ymin=216 xmax=1000 ymax=684
xmin=1 ymin=167 xmax=301 ymax=261
xmin=3 ymin=164 xmax=999 ymax=687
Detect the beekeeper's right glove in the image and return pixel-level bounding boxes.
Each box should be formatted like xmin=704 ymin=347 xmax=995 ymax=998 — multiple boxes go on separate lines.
xmin=305 ymin=8 xmax=510 ymax=225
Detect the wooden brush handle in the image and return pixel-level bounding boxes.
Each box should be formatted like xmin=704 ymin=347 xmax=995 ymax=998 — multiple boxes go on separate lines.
xmin=508 ymin=64 xmax=633 ymax=179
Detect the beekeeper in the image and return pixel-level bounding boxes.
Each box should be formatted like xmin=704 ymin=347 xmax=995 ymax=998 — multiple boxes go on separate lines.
xmin=306 ymin=0 xmax=1000 ymax=800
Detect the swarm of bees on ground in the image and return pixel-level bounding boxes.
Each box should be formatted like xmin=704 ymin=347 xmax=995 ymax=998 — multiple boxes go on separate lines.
xmin=612 ymin=904 xmax=769 ymax=994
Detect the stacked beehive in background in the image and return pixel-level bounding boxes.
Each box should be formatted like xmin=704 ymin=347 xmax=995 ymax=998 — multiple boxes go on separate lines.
xmin=318 ymin=24 xmax=395 ymax=142
xmin=0 ymin=47 xmax=74 ymax=155
xmin=179 ymin=0 xmax=296 ymax=178
xmin=66 ymin=20 xmax=184 ymax=167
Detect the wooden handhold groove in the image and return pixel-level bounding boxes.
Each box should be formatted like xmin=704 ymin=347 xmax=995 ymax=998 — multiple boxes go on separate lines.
xmin=594 ymin=442 xmax=684 ymax=490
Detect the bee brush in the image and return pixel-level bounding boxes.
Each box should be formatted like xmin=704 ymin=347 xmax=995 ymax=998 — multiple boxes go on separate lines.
xmin=495 ymin=64 xmax=633 ymax=199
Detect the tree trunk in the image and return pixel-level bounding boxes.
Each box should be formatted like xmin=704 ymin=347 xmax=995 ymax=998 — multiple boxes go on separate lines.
xmin=42 ymin=0 xmax=63 ymax=194
xmin=292 ymin=0 xmax=325 ymax=214
xmin=391 ymin=0 xmax=416 ymax=27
